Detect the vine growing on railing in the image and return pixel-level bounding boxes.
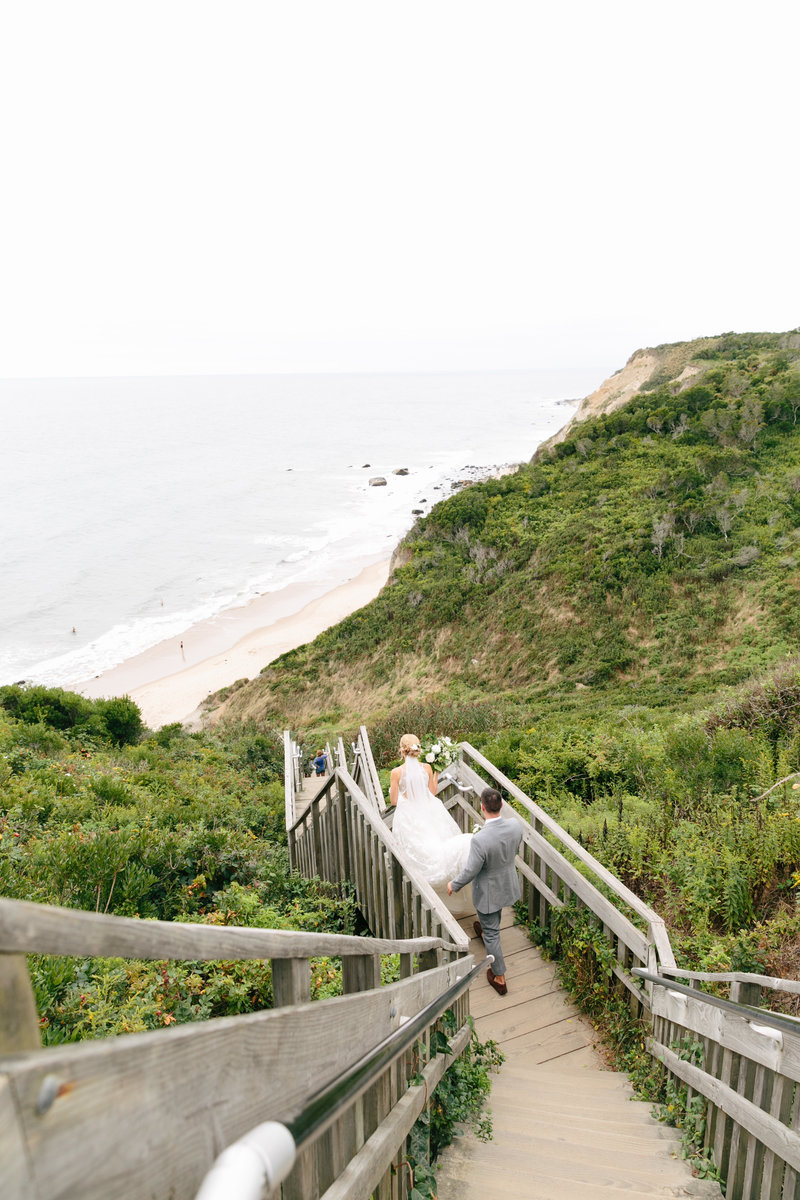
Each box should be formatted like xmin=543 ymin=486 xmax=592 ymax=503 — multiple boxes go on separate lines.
xmin=402 ymin=1010 xmax=503 ymax=1199
xmin=517 ymin=900 xmax=661 ymax=1097
xmin=654 ymin=1035 xmax=723 ymax=1184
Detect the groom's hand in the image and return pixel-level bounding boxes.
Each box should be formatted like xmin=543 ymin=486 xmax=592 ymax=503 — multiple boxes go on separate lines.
xmin=447 ymin=882 xmax=453 ymax=895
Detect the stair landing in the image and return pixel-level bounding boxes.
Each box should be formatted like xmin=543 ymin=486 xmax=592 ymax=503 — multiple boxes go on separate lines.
xmin=435 ymin=912 xmax=722 ymax=1199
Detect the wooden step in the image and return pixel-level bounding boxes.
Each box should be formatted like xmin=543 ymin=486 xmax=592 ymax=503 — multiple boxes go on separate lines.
xmin=436 ymin=1155 xmax=721 ymax=1200
xmin=434 ymin=913 xmax=722 ymax=1200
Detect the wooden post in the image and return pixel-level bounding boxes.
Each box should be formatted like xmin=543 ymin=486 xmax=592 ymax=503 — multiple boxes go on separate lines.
xmin=418 ymin=948 xmax=440 ymax=974
xmin=338 ymin=777 xmax=352 ymax=881
xmin=272 ymin=957 xmax=311 ymax=1007
xmin=0 ymin=953 xmax=41 ymax=1053
xmin=343 ymin=954 xmax=381 ymax=994
xmin=311 ymin=800 xmax=323 ymax=877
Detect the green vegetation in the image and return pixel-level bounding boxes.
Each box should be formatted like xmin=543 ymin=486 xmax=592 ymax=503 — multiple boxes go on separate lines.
xmin=0 ymin=687 xmax=499 ymax=1159
xmin=0 ymin=692 xmax=355 ymax=1040
xmin=215 ymin=329 xmax=800 ymax=981
xmin=407 ymin=1011 xmax=503 ymax=1199
xmin=6 ymin=329 xmax=800 ymax=1164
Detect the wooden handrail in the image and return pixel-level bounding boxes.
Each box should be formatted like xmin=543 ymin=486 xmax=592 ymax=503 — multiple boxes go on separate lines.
xmin=336 ymin=767 xmax=469 ymax=952
xmin=1 ymin=959 xmax=472 ymax=1200
xmin=459 ymin=742 xmax=669 ymax=934
xmin=195 ymin=952 xmax=488 ymax=1200
xmin=359 ymin=725 xmax=385 ymax=811
xmin=450 ymin=757 xmax=651 ymax=961
xmin=0 ymin=897 xmax=454 ymax=961
xmin=288 ymin=771 xmax=338 ymax=834
xmin=658 ymin=966 xmax=800 ymax=995
xmin=284 ymin=728 xmax=295 ymax=831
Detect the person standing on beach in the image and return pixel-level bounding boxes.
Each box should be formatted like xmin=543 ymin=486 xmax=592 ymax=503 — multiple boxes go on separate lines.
xmin=447 ymin=787 xmax=522 ymax=996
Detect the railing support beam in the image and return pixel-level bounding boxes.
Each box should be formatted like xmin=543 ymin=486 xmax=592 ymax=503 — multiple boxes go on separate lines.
xmin=0 ymin=952 xmax=41 ymax=1053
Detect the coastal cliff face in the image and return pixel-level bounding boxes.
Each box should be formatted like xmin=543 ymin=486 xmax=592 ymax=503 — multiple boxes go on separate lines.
xmin=211 ymin=329 xmax=800 ymax=734
xmin=535 ymin=341 xmax=715 ymax=456
xmin=539 ymin=330 xmax=800 ymax=457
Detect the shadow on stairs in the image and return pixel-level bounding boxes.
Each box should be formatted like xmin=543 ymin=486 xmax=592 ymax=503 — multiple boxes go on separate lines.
xmin=435 ymin=909 xmax=722 ymax=1200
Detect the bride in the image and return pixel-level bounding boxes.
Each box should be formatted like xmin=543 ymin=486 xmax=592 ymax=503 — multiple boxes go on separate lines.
xmin=389 ymin=734 xmax=472 ymax=886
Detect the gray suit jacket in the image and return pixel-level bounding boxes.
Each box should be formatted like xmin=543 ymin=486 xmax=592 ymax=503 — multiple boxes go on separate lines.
xmin=450 ymin=815 xmax=522 ymax=913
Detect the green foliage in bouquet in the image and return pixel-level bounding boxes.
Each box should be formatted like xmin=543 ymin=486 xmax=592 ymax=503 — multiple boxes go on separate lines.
xmin=419 ymin=736 xmax=458 ymax=773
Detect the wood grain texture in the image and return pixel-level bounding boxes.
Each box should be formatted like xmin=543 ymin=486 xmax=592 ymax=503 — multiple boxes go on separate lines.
xmin=651 ymin=987 xmax=800 ymax=1083
xmin=319 ymin=1022 xmax=472 ymax=1200
xmin=660 ymin=967 xmax=800 ymax=996
xmin=0 ymin=1075 xmax=36 ymax=1200
xmin=0 ymin=954 xmax=42 ymax=1053
xmin=651 ymin=1037 xmax=800 ymax=1175
xmin=0 ymin=897 xmax=446 ymax=961
xmin=336 ymin=768 xmax=468 ymax=951
xmin=1 ymin=961 xmax=465 ymax=1200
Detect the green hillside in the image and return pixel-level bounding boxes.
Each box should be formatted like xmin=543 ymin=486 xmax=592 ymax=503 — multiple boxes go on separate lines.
xmin=210 ymin=330 xmax=800 ymax=979
xmin=218 ymin=330 xmax=800 ymax=730
xmin=5 ymin=329 xmax=800 ymax=1048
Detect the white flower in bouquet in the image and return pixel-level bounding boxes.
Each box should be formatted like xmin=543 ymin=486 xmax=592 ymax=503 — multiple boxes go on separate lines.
xmin=419 ymin=736 xmax=458 ymax=773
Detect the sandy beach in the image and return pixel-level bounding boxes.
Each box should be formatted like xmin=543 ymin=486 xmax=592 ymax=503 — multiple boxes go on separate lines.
xmin=76 ymin=557 xmax=391 ymax=729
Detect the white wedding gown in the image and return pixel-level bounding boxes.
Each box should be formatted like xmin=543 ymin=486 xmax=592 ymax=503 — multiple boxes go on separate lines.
xmin=392 ymin=757 xmax=473 ymax=886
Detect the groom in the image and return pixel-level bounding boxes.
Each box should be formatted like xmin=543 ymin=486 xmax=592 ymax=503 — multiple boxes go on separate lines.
xmin=447 ymin=787 xmax=522 ymax=996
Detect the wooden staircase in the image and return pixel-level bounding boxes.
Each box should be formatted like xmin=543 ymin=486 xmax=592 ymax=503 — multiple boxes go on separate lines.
xmin=435 ymin=911 xmax=723 ymax=1199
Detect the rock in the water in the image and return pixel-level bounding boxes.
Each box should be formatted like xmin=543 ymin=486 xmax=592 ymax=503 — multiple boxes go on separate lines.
xmin=412 ymin=508 xmax=424 ymax=514
xmin=394 ymin=467 xmax=410 ymax=476
xmin=369 ymin=476 xmax=387 ymax=487
xmin=362 ymin=463 xmax=371 ymax=468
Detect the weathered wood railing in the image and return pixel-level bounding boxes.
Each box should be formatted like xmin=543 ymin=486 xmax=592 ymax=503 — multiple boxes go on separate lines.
xmin=351 ymin=725 xmax=386 ymax=813
xmin=0 ymin=897 xmax=476 ymax=1200
xmin=323 ymin=739 xmax=335 ymax=778
xmin=636 ymin=967 xmax=800 ymax=1200
xmin=287 ymin=765 xmax=469 ymax=957
xmin=283 ymin=730 xmax=303 ymax=831
xmin=433 ymin=737 xmax=800 ymax=1198
xmin=436 ymin=741 xmax=676 ymax=1012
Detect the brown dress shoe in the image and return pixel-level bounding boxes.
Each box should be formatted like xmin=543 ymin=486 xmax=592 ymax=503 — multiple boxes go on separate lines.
xmin=473 ymin=920 xmax=483 ymax=940
xmin=487 ymin=968 xmax=507 ymax=996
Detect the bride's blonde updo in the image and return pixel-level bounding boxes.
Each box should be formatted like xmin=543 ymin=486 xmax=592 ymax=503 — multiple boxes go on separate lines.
xmin=400 ymin=733 xmax=422 ymax=758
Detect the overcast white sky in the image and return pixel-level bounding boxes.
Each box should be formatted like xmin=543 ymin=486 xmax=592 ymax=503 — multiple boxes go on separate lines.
xmin=1 ymin=1 xmax=797 ymax=379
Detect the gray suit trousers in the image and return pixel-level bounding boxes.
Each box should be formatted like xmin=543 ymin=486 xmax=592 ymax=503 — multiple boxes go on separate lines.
xmin=477 ymin=907 xmax=506 ymax=976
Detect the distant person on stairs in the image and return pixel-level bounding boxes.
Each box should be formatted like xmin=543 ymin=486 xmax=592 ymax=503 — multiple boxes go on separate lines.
xmin=313 ymin=750 xmax=327 ymax=776
xmin=447 ymin=787 xmax=522 ymax=997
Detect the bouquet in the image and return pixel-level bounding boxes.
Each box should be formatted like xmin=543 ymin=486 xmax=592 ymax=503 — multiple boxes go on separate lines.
xmin=419 ymin=735 xmax=458 ymax=773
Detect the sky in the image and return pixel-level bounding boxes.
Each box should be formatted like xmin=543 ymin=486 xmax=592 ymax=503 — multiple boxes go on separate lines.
xmin=1 ymin=1 xmax=797 ymax=380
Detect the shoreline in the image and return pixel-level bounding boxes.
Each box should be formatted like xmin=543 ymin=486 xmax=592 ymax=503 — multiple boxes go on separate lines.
xmin=75 ymin=557 xmax=391 ymax=729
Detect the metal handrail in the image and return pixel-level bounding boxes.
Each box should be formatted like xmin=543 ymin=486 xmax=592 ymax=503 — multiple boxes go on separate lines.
xmin=632 ymin=968 xmax=800 ymax=1039
xmin=438 ymin=772 xmax=474 ymax=794
xmin=195 ymin=953 xmax=492 ymax=1200
xmin=656 ymin=965 xmax=800 ymax=995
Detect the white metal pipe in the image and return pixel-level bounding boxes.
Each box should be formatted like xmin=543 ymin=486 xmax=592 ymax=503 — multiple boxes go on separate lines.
xmin=194 ymin=1121 xmax=296 ymax=1200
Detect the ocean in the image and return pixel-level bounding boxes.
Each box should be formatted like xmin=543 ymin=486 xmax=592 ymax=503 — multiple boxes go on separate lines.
xmin=0 ymin=369 xmax=597 ymax=688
